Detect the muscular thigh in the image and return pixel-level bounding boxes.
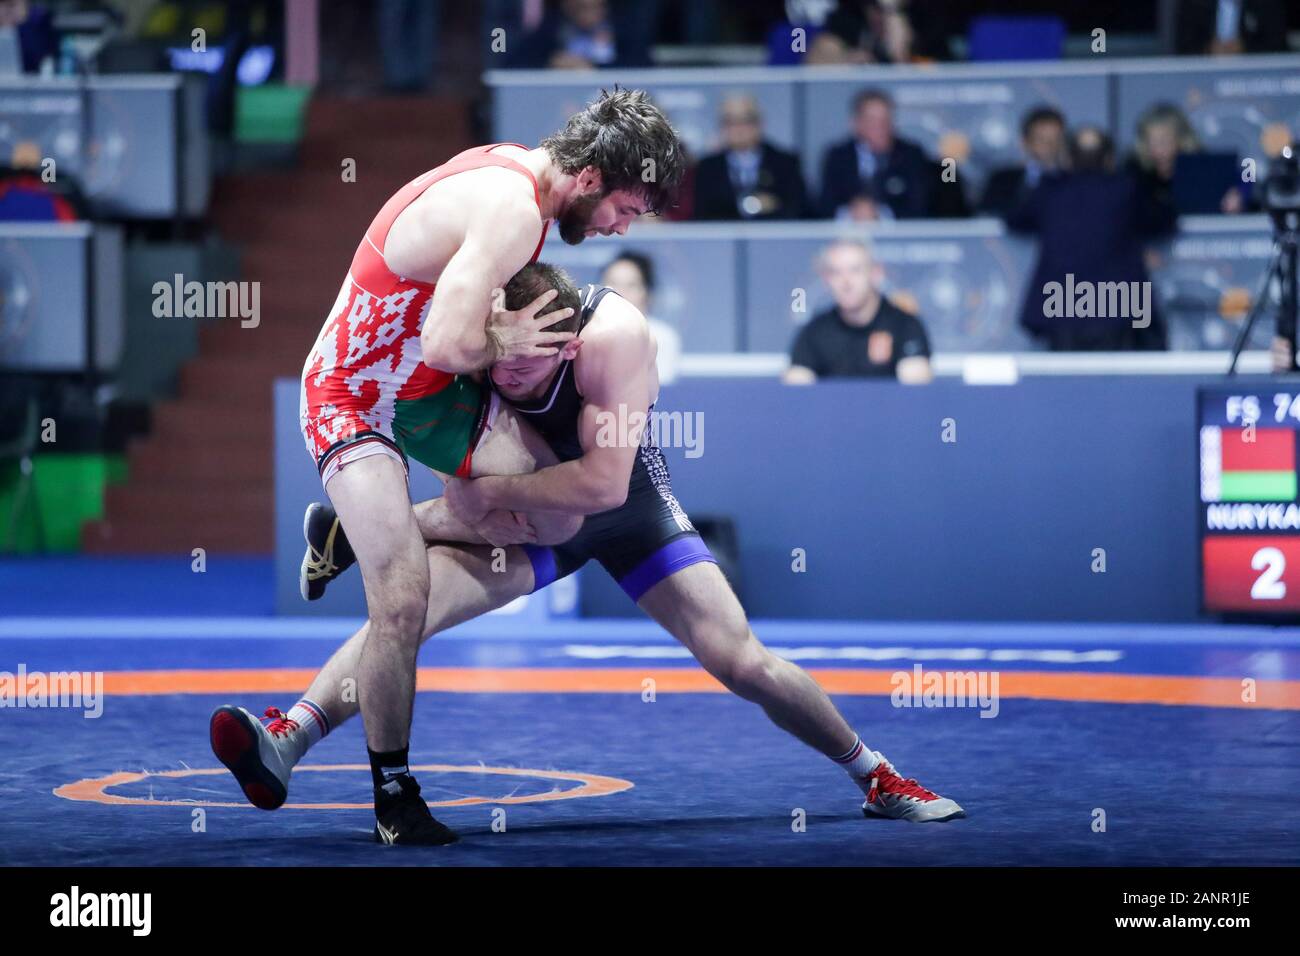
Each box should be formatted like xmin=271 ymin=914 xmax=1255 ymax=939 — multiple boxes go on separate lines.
xmin=418 ymin=542 xmax=536 ymax=639
xmin=325 ymin=452 xmax=428 ymax=609
xmin=636 ymin=561 xmax=751 ymax=659
xmin=469 ymin=401 xmax=561 ymax=477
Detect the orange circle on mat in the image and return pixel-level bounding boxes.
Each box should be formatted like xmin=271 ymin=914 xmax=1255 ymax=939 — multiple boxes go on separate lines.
xmin=53 ymin=763 xmax=635 ymax=809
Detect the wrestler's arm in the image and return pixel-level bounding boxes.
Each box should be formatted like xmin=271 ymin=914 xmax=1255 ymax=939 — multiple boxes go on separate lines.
xmin=419 ymin=190 xmax=566 ymax=372
xmin=466 ymin=299 xmax=652 ymax=516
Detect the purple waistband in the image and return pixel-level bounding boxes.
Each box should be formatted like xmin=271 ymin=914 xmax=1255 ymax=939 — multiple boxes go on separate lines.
xmin=618 ymin=535 xmax=717 ymax=603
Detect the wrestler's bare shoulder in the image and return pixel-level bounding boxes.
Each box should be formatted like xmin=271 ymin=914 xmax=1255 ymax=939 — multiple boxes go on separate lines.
xmin=585 ymin=292 xmax=652 ymax=350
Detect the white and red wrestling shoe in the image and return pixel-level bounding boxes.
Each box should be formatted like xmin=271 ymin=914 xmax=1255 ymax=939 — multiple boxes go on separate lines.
xmin=862 ymin=753 xmax=965 ymax=823
xmin=209 ymin=705 xmax=302 ymax=810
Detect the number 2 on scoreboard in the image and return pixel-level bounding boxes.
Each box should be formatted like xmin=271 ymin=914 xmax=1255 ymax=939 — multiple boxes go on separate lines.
xmin=1201 ymin=536 xmax=1300 ymax=613
xmin=1251 ymin=547 xmax=1287 ymax=600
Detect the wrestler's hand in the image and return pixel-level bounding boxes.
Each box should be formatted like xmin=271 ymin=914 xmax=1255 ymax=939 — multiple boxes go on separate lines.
xmin=487 ymin=288 xmax=576 ymax=361
xmin=473 ymin=509 xmax=538 ymax=548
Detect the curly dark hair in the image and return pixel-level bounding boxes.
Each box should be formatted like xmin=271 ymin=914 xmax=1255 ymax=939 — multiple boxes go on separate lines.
xmin=540 ymin=87 xmax=685 ymax=215
xmin=502 ymin=262 xmax=583 ymax=334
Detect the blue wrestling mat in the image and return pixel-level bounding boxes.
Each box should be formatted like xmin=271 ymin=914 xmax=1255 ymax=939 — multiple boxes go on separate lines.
xmin=2 ymin=559 xmax=1297 ymax=868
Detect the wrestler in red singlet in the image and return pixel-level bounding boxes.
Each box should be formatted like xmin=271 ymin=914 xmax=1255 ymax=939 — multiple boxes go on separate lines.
xmin=300 ymin=144 xmax=550 ymax=483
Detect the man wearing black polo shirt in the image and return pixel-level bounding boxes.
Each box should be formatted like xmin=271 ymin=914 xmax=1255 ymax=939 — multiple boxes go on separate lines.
xmin=783 ymin=239 xmax=933 ymax=384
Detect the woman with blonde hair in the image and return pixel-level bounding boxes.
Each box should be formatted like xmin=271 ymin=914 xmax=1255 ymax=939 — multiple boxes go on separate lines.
xmin=1130 ymin=102 xmax=1243 ymax=214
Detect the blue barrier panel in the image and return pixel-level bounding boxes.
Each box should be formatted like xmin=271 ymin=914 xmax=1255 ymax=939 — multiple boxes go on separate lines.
xmin=593 ymin=376 xmax=1208 ymax=622
xmin=0 ymin=222 xmax=123 ymax=373
xmin=485 ymin=68 xmax=800 ymax=160
xmin=0 ymin=75 xmax=209 ymax=219
xmin=1112 ymin=54 xmax=1300 ymax=159
xmin=536 ymin=224 xmax=740 ymax=351
xmin=1154 ymin=215 xmax=1277 ymax=351
xmin=527 ymin=217 xmax=1272 ymax=358
xmin=275 ymin=375 xmax=1257 ymax=624
xmin=489 ymin=56 xmax=1299 ymax=209
xmin=738 ymin=220 xmax=1037 ymax=354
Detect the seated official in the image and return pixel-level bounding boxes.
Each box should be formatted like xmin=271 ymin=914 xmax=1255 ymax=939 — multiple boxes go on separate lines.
xmin=692 ymin=94 xmax=808 ymax=221
xmin=818 ymin=88 xmax=932 ymax=220
xmin=784 ymin=239 xmax=932 ymax=385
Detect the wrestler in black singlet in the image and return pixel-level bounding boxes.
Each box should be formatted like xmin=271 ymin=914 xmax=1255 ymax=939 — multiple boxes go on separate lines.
xmin=499 ymin=285 xmax=715 ymax=601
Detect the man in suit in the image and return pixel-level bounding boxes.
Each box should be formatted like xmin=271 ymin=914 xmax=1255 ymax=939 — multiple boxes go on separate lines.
xmin=818 ymin=88 xmax=932 ymax=220
xmin=1007 ymin=127 xmax=1176 ymax=351
xmin=692 ymin=94 xmax=808 ymax=221
xmin=978 ymin=106 xmax=1067 ymax=218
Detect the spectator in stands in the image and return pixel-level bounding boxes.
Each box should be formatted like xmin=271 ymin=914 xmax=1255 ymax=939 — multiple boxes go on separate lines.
xmin=0 ymin=0 xmax=56 ymax=74
xmin=0 ymin=141 xmax=84 ymax=221
xmin=1007 ymin=126 xmax=1176 ymax=351
xmin=929 ymin=149 xmax=970 ymax=218
xmin=784 ymin=239 xmax=933 ymax=384
xmin=806 ymin=0 xmax=912 ymax=64
xmin=979 ymin=106 xmax=1067 ymax=218
xmin=818 ymin=88 xmax=932 ymax=220
xmin=804 ymin=0 xmax=948 ymax=65
xmin=210 ymin=0 xmax=280 ymax=139
xmin=692 ymin=94 xmax=808 ymax=221
xmin=601 ymin=251 xmax=682 ymax=384
xmin=1175 ymin=0 xmax=1288 ymax=55
xmin=1127 ymin=102 xmax=1244 ymax=215
xmin=508 ymin=0 xmax=651 ymax=70
xmin=377 ymin=0 xmax=439 ymax=93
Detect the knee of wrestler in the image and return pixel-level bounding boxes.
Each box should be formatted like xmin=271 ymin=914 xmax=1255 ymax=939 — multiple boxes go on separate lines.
xmin=533 ymin=512 xmax=583 ymax=547
xmin=706 ymin=636 xmax=773 ymax=696
xmin=369 ymin=590 xmax=429 ymax=644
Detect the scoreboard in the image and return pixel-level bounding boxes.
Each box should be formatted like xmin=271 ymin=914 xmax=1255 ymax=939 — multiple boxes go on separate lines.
xmin=1200 ymin=387 xmax=1300 ymax=616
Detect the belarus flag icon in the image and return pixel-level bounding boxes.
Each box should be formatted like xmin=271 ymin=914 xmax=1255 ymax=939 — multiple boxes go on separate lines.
xmin=1201 ymin=425 xmax=1297 ymax=503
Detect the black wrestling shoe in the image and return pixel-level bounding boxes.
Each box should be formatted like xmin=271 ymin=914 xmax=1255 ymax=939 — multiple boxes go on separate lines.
xmin=300 ymin=502 xmax=355 ymax=601
xmin=373 ymin=776 xmax=460 ymax=846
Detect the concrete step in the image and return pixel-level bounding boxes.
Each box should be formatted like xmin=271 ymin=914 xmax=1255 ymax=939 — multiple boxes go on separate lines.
xmin=82 ymin=514 xmax=270 ymax=554
xmin=103 ymin=481 xmax=270 ymax=524
xmin=151 ymin=399 xmax=275 ymax=445
xmin=128 ymin=438 xmax=269 ymax=483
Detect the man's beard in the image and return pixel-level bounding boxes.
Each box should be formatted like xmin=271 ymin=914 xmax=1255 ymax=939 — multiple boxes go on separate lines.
xmin=557 ymin=191 xmax=605 ymax=245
